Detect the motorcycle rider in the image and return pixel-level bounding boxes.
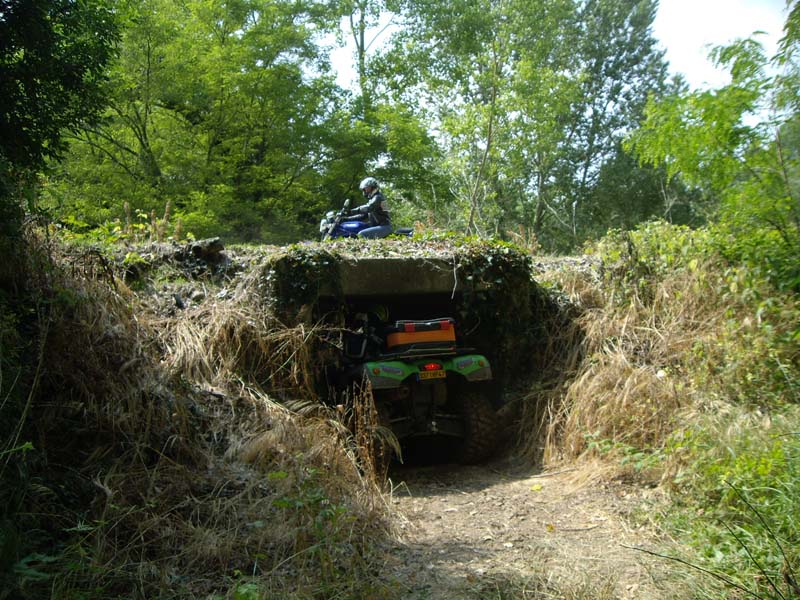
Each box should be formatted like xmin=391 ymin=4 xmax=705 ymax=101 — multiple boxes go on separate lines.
xmin=346 ymin=176 xmax=392 ymax=239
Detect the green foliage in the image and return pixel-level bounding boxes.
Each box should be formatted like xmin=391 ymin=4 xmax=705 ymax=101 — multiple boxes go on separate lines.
xmin=455 ymin=239 xmax=535 ymax=383
xmin=584 ymin=432 xmax=664 ymax=473
xmin=626 ymin=19 xmax=800 ymax=292
xmin=0 ymin=0 xmax=119 ymax=169
xmin=0 ymin=442 xmax=34 ymax=459
xmin=665 ymin=414 xmax=800 ymax=599
xmin=272 ymin=468 xmax=350 ymax=544
xmin=627 ymin=39 xmax=768 ymax=194
xmin=0 ymin=289 xmax=41 ymax=596
xmin=591 ymin=221 xmax=711 ymax=312
xmin=58 ymin=201 xmax=192 ymax=246
xmin=594 ymin=220 xmax=799 ymax=407
xmin=591 ymin=218 xmax=800 ymax=598
xmin=595 ymin=221 xmax=711 ymax=273
xmin=46 ymin=0 xmax=398 ymax=245
xmin=44 ymin=0 xmax=676 ymax=251
xmin=264 ymin=246 xmax=342 ymax=321
xmin=384 ymin=0 xmax=670 ymax=249
xmin=0 ymin=0 xmax=119 ymax=256
xmin=233 ymin=581 xmax=260 ymax=600
xmin=257 ymin=466 xmax=395 ymax=599
xmin=583 ymin=147 xmax=706 ymax=240
xmin=0 ymin=157 xmax=26 ymax=245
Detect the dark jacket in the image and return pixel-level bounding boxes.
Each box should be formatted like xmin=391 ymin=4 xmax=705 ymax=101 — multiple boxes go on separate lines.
xmin=354 ymin=190 xmax=391 ymax=226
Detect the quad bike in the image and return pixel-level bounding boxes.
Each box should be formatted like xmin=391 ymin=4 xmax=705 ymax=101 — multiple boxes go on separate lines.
xmin=338 ymin=315 xmax=499 ymax=465
xmin=320 ymin=199 xmax=413 ymax=240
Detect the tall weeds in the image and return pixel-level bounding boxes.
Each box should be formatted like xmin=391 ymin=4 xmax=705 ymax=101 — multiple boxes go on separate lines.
xmin=532 ymin=222 xmax=800 ymax=598
xmin=1 ymin=232 xmax=392 ymax=599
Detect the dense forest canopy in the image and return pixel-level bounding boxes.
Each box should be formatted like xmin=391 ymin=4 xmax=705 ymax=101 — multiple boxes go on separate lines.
xmin=4 ymin=0 xmax=678 ymax=249
xmin=0 ymin=0 xmax=117 ymax=225
xmin=0 ymin=0 xmax=798 ymax=259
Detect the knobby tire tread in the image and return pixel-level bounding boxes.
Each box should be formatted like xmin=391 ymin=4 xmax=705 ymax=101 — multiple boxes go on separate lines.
xmin=458 ymin=390 xmax=498 ymax=464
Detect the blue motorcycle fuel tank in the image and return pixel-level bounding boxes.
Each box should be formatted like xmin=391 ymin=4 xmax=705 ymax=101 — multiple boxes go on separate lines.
xmin=336 ymin=220 xmax=368 ymax=237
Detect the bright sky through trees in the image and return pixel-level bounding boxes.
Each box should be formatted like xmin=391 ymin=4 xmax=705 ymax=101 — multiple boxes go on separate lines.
xmin=328 ymin=1 xmax=789 ymax=92
xmin=651 ymin=0 xmax=787 ymax=88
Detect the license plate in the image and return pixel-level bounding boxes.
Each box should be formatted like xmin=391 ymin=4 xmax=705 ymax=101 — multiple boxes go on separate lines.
xmin=419 ymin=370 xmax=446 ymax=381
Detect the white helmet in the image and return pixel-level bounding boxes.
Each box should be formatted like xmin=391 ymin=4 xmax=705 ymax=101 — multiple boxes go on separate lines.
xmin=359 ymin=176 xmax=379 ymax=191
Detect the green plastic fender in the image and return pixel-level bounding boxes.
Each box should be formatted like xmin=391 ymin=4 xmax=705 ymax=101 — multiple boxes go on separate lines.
xmin=449 ymin=354 xmax=492 ymax=381
xmin=362 ymin=355 xmax=492 ymax=390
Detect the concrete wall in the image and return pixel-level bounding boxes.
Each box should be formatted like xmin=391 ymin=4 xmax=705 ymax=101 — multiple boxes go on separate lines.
xmin=318 ymin=257 xmax=486 ymax=297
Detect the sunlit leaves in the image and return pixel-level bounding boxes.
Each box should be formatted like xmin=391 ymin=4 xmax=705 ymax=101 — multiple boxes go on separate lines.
xmin=382 ymin=0 xmax=669 ymax=248
xmin=626 ymin=14 xmax=800 ymax=292
xmin=0 ymin=0 xmax=119 ymax=168
xmin=52 ymin=0 xmax=347 ymax=241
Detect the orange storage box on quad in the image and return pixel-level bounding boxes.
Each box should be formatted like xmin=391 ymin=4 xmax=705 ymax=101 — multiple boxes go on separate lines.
xmin=385 ymin=318 xmax=456 ymax=351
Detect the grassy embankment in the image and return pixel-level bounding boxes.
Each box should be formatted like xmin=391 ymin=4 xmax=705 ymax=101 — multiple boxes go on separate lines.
xmin=1 ymin=220 xmax=798 ymax=599
xmin=535 ymin=221 xmax=799 ymax=600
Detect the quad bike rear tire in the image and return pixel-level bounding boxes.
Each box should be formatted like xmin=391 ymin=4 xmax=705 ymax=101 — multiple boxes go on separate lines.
xmin=456 ymin=389 xmax=498 ymax=464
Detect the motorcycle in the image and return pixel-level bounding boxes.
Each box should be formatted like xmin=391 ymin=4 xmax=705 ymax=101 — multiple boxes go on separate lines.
xmin=320 ymin=199 xmax=413 ymax=240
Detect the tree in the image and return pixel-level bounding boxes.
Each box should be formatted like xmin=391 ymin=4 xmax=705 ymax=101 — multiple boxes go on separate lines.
xmin=383 ymin=0 xmax=578 ymax=236
xmin=0 ymin=0 xmax=118 ymax=541
xmin=380 ymin=0 xmax=669 ymax=249
xmin=49 ymin=0 xmax=349 ymax=242
xmin=0 ymin=0 xmax=118 ymax=170
xmin=0 ymin=0 xmax=118 ymax=284
xmin=585 ymin=142 xmax=705 ymax=237
xmin=560 ymin=0 xmax=669 ymax=243
xmin=626 ymin=1 xmax=800 ymax=290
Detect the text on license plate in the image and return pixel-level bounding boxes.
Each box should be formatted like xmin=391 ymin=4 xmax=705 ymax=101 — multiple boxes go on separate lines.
xmin=419 ymin=370 xmax=446 ymax=381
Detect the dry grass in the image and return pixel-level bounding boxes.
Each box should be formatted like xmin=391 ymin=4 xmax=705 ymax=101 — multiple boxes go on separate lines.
xmin=529 ymin=259 xmax=733 ymax=472
xmin=446 ymin=567 xmax=619 ymax=600
xmin=347 ymin=380 xmax=403 ymax=483
xmin=15 ymin=229 xmax=759 ymax=597
xmin=4 ymin=235 xmax=393 ymax=599
xmin=35 ymin=248 xmax=185 ymax=452
xmin=159 ymin=300 xmax=325 ymax=399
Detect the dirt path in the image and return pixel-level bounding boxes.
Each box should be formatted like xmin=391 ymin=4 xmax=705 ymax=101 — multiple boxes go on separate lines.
xmin=381 ymin=457 xmax=682 ymax=599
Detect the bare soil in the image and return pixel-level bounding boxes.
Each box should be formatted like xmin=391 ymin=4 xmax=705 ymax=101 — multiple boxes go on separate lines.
xmin=380 ymin=457 xmax=681 ymax=599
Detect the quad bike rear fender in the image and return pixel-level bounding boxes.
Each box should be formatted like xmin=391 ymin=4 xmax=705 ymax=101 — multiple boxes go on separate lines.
xmin=360 ymin=354 xmax=492 ymax=390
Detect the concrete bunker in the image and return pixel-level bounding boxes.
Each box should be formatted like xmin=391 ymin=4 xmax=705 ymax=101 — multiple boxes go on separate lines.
xmin=259 ymin=240 xmax=548 ymax=464
xmin=262 ymin=241 xmax=538 ymax=398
